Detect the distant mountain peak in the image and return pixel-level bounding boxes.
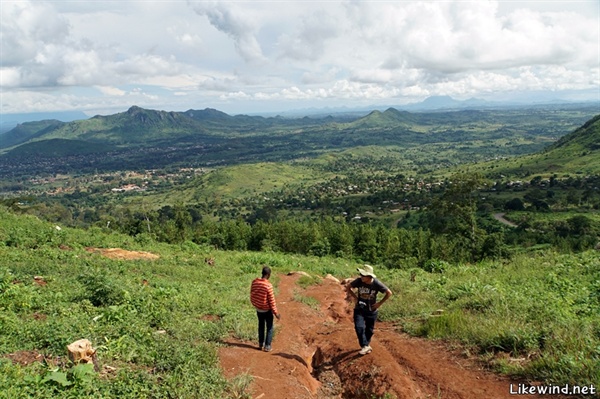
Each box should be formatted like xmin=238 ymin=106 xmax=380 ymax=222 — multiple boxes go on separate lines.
xmin=383 ymin=107 xmax=409 ymax=116
xmin=184 ymin=108 xmax=231 ymax=121
xmin=127 ymin=105 xmax=145 ymax=114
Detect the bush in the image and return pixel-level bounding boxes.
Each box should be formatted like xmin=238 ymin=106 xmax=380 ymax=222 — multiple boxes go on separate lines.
xmin=78 ymin=272 xmax=126 ymax=307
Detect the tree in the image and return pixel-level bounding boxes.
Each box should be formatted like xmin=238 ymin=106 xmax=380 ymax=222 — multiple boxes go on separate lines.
xmin=426 ymin=173 xmax=488 ymax=261
xmin=429 ymin=173 xmax=484 ymax=237
xmin=567 ymin=215 xmax=594 ymax=236
xmin=173 ymin=203 xmax=193 ymax=242
xmin=505 ymin=198 xmax=525 ymax=211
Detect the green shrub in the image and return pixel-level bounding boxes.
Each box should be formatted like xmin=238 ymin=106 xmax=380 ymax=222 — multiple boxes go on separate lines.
xmin=78 ymin=272 xmax=127 ymax=307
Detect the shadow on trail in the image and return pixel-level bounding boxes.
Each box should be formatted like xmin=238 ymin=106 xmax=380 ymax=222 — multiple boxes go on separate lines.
xmin=274 ymin=352 xmax=310 ymax=368
xmin=221 ymin=340 xmax=259 ymax=351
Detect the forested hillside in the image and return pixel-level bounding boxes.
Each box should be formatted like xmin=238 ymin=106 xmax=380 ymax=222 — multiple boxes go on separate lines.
xmin=1 ymin=108 xmax=599 ymax=267
xmin=1 ymin=105 xmax=597 ymax=179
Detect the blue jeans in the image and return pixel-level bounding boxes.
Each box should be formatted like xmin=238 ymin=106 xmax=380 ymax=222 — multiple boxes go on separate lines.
xmin=257 ymin=310 xmax=274 ymax=348
xmin=353 ymin=308 xmax=378 ymax=347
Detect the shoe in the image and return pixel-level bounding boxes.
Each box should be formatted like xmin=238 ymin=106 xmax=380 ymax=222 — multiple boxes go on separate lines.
xmin=258 ymin=345 xmax=263 ymax=351
xmin=359 ymin=346 xmax=372 ymax=355
xmin=263 ymin=345 xmax=272 ymax=352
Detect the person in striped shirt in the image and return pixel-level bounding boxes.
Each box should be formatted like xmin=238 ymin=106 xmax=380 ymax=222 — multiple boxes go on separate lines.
xmin=250 ymin=266 xmax=281 ymax=352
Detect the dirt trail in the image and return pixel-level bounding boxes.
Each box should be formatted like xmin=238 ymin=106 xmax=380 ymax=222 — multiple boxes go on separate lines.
xmin=219 ymin=273 xmax=543 ymax=399
xmin=492 ymin=213 xmax=518 ymax=228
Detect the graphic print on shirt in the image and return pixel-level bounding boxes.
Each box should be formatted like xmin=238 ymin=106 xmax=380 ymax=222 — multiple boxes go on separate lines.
xmin=358 ymin=286 xmax=376 ymax=301
xmin=357 ymin=286 xmax=377 ymax=311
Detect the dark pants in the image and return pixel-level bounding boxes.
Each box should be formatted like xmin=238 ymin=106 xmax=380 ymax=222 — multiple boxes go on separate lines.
xmin=257 ymin=310 xmax=274 ymax=348
xmin=353 ymin=308 xmax=378 ymax=347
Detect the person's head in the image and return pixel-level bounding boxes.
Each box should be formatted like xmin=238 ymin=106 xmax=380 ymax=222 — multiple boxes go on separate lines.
xmin=357 ymin=264 xmax=376 ymax=284
xmin=261 ymin=265 xmax=271 ymax=279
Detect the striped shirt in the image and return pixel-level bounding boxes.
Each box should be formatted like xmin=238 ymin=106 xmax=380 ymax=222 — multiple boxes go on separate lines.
xmin=250 ymin=278 xmax=279 ymax=315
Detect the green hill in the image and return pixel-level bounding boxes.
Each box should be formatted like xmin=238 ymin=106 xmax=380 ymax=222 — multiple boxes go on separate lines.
xmin=549 ymin=114 xmax=600 ymax=152
xmin=0 ymin=120 xmax=65 ymax=149
xmin=2 ymin=106 xmax=336 ymax=151
xmin=18 ymin=106 xmax=210 ymax=146
xmin=347 ymin=107 xmax=417 ymax=129
xmin=479 ymin=114 xmax=600 ymax=177
xmin=1 ymin=105 xmax=598 ymax=178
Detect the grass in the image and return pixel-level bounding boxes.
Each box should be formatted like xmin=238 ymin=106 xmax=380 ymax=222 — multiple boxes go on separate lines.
xmin=0 ymin=207 xmax=598 ymax=397
xmin=381 ymin=253 xmax=600 ymax=386
xmin=123 ymin=162 xmax=330 ymax=209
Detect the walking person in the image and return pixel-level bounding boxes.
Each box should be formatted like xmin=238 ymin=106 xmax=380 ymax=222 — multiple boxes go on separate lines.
xmin=346 ymin=264 xmax=392 ymax=355
xmin=250 ymin=266 xmax=281 ymax=352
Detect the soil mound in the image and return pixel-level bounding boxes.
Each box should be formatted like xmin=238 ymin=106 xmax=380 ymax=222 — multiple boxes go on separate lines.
xmin=85 ymin=247 xmax=159 ymax=260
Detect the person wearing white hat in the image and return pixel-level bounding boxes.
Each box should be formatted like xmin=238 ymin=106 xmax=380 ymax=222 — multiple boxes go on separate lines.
xmin=346 ymin=264 xmax=392 ymax=355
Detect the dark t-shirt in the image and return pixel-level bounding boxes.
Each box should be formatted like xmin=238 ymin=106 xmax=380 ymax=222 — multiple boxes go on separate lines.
xmin=350 ymin=277 xmax=389 ymax=310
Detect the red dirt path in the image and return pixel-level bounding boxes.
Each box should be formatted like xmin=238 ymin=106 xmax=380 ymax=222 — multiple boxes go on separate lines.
xmin=219 ymin=273 xmax=550 ymax=399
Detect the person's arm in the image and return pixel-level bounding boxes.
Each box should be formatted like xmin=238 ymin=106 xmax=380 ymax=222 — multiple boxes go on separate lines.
xmin=372 ymin=289 xmax=392 ymax=311
xmin=267 ymin=285 xmax=281 ymax=320
xmin=346 ymin=282 xmax=358 ymax=301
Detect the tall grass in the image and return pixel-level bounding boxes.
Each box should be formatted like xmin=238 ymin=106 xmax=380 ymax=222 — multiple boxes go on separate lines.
xmin=381 ymin=252 xmax=599 ymax=388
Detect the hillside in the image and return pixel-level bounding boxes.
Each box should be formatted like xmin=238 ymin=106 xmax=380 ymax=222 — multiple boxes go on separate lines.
xmin=33 ymin=106 xmax=210 ymax=145
xmin=467 ymin=113 xmax=600 ymax=178
xmin=0 ymin=104 xmax=598 ymax=189
xmin=0 ymin=207 xmax=598 ymax=398
xmin=3 ymin=104 xmax=597 ymax=153
xmin=1 ymin=106 xmax=338 ymax=150
xmin=346 ymin=107 xmax=417 ymax=129
xmin=550 ymin=114 xmax=600 ymax=152
xmin=0 ymin=120 xmax=65 ymax=149
xmin=4 ymin=138 xmax=115 ymax=158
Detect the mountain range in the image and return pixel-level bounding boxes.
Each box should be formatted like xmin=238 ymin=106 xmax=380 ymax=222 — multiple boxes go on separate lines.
xmin=0 ymin=103 xmax=598 ymax=180
xmin=3 ymin=95 xmax=598 ymax=130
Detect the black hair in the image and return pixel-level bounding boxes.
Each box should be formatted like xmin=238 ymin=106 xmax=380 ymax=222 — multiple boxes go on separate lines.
xmin=261 ymin=265 xmax=271 ymax=278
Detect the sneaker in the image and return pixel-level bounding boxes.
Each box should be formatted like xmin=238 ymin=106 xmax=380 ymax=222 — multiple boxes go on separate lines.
xmin=263 ymin=345 xmax=272 ymax=352
xmin=359 ymin=346 xmax=372 ymax=355
xmin=258 ymin=345 xmax=263 ymax=351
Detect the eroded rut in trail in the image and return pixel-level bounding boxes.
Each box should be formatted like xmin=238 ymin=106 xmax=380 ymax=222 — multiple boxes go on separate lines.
xmin=219 ymin=274 xmax=547 ymax=399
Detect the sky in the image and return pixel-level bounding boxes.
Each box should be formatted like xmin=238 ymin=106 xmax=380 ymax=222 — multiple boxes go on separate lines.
xmin=1 ymin=0 xmax=599 ymax=116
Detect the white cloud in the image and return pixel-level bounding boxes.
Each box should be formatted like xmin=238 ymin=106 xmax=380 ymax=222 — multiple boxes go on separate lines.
xmin=96 ymin=86 xmax=126 ymax=96
xmin=1 ymin=0 xmax=598 ymax=115
xmin=189 ymin=1 xmax=266 ymax=63
xmin=1 ymin=1 xmax=70 ymax=67
xmin=277 ymin=10 xmax=341 ymax=61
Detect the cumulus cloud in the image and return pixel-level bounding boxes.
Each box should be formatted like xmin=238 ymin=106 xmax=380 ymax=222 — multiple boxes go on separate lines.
xmin=342 ymin=1 xmax=597 ymax=74
xmin=277 ymin=10 xmax=341 ymax=61
xmin=2 ymin=0 xmax=598 ymax=114
xmin=1 ymin=1 xmax=70 ymax=67
xmin=189 ymin=1 xmax=265 ymax=63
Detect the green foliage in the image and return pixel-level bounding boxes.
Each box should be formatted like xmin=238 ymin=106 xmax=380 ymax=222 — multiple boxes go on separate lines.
xmin=0 ymin=206 xmax=598 ymax=396
xmin=38 ymin=363 xmax=95 ymax=389
xmin=385 ymin=251 xmax=600 ymax=388
xmin=296 ymin=274 xmax=322 ymax=289
xmin=78 ymin=272 xmax=127 ymax=307
xmin=293 ymin=292 xmax=321 ymax=311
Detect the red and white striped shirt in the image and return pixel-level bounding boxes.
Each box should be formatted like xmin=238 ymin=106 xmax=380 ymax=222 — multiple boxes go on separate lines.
xmin=250 ymin=278 xmax=279 ymax=315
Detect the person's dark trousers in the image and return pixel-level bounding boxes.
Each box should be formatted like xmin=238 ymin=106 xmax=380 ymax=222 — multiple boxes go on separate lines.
xmin=257 ymin=310 xmax=274 ymax=348
xmin=353 ymin=308 xmax=378 ymax=347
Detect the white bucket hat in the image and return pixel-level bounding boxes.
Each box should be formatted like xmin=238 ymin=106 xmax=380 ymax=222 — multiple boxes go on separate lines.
xmin=357 ymin=264 xmax=376 ymax=278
